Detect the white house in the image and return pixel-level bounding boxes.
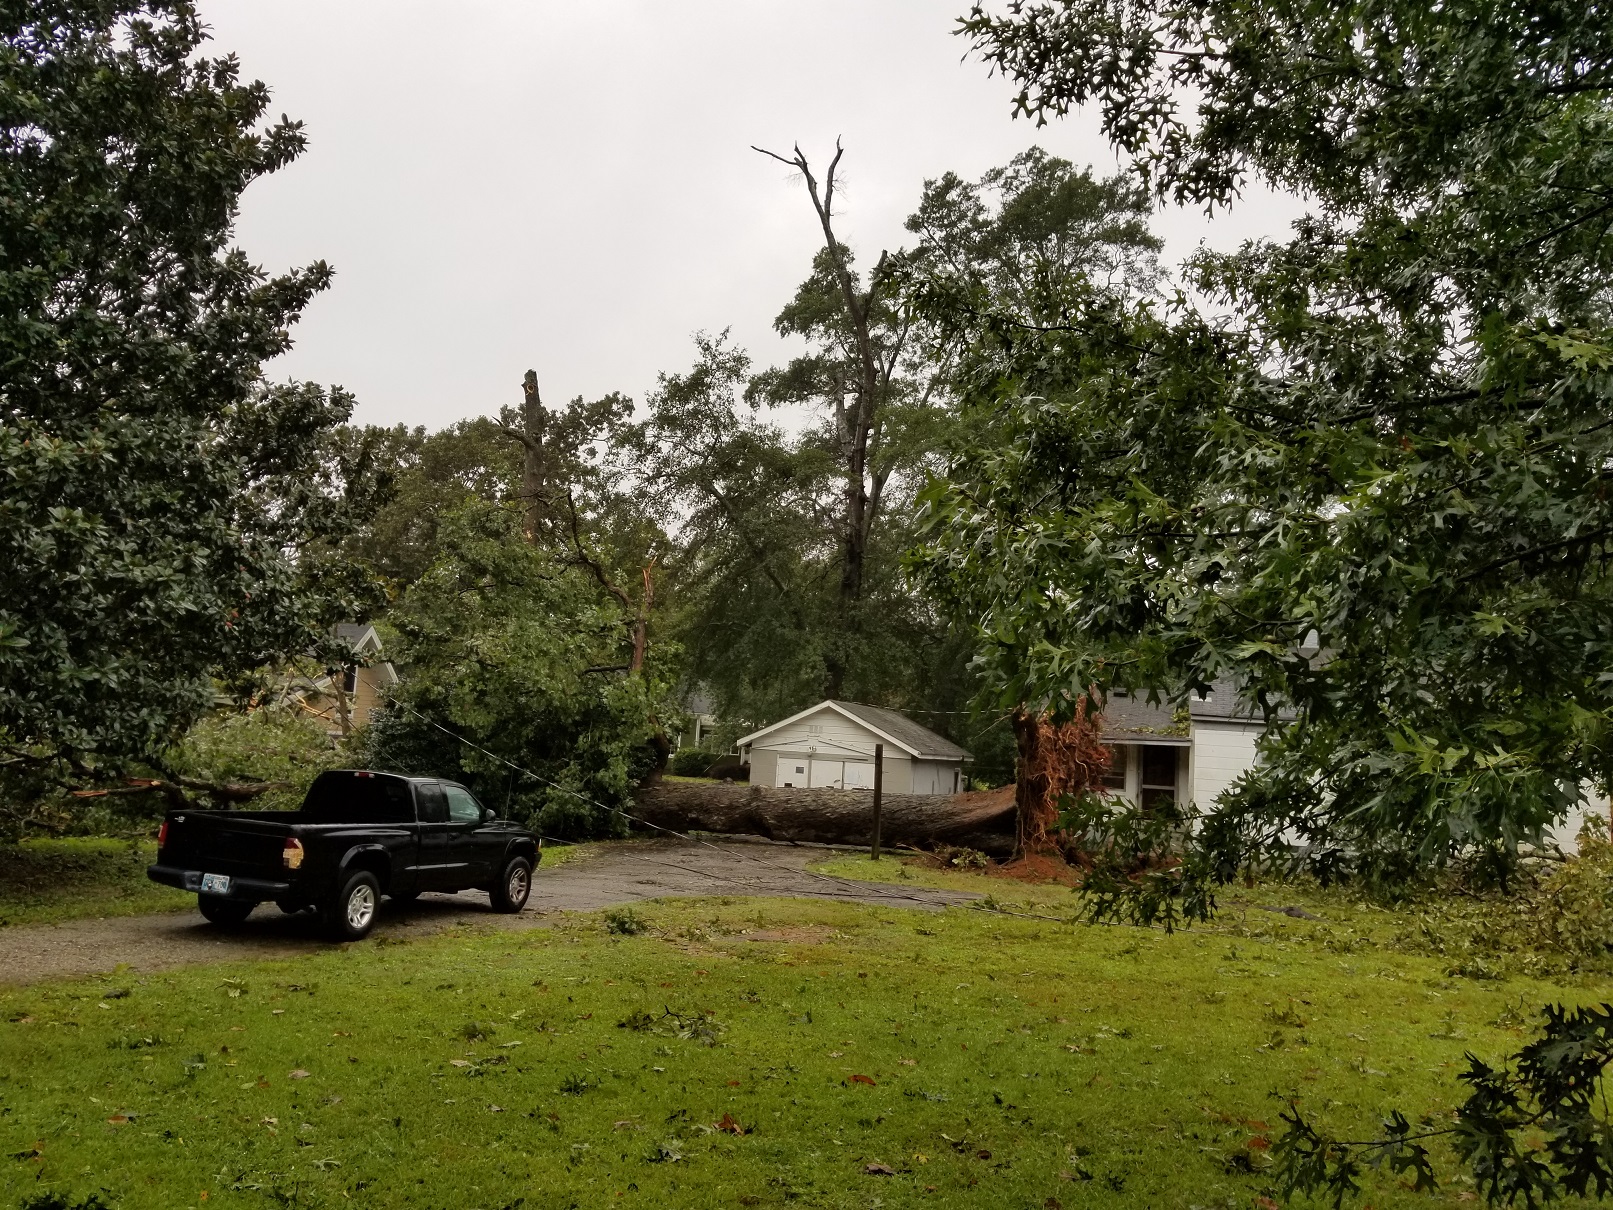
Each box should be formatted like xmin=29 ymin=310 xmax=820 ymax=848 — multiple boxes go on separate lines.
xmin=1104 ymin=683 xmax=1607 ymax=854
xmin=1091 ymin=683 xmax=1287 ymax=813
xmin=738 ymin=701 xmax=971 ymax=795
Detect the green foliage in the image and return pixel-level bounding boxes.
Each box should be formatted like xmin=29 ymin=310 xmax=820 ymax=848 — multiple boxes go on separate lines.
xmin=162 ymin=707 xmax=344 ymax=813
xmin=602 ymin=905 xmax=648 ymax=935
xmin=923 ymin=0 xmax=1613 ymax=883
xmin=1380 ymin=822 xmax=1613 ymax=980
xmin=0 ymin=1 xmax=385 ymax=768
xmin=668 ymin=748 xmax=718 ymax=777
xmin=340 ymin=419 xmax=519 ymax=590
xmin=361 ymin=504 xmax=670 ymax=838
xmin=1278 ymin=1003 xmax=1613 ymax=1208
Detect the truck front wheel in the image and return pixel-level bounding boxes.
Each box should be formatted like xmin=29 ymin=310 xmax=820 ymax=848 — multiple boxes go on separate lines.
xmin=324 ymin=870 xmax=381 ymax=941
xmin=490 ymin=856 xmax=532 ymax=913
xmin=198 ymin=896 xmax=253 ymax=928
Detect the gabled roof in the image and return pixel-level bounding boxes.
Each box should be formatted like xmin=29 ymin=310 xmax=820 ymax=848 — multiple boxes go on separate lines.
xmin=737 ymin=700 xmax=971 ymax=761
xmin=335 ymin=622 xmax=384 ymax=654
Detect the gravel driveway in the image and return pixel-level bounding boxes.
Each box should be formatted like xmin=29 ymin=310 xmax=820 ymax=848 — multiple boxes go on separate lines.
xmin=0 ymin=838 xmax=976 ymax=986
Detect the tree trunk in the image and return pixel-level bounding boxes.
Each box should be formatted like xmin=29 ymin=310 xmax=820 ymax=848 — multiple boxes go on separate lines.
xmin=518 ymin=370 xmax=547 ymax=545
xmin=633 ymin=781 xmax=1016 ymax=856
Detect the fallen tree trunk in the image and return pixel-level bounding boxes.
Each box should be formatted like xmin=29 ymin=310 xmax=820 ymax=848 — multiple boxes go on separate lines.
xmin=631 ymin=782 xmax=1016 ymax=857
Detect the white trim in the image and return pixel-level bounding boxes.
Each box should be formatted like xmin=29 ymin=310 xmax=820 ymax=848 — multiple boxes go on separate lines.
xmin=736 ymin=701 xmax=925 ymax=758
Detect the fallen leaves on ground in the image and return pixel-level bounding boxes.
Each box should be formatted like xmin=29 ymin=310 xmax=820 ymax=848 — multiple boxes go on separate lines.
xmin=288 ymin=1069 xmax=310 ymax=1080
xmin=715 ymin=1113 xmax=747 ymax=1135
xmin=864 ymin=1162 xmax=895 ymax=1176
xmin=849 ymin=1074 xmax=876 ymax=1086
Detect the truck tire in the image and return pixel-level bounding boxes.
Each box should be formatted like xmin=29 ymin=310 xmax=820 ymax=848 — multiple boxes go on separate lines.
xmin=324 ymin=870 xmax=381 ymax=941
xmin=198 ymin=896 xmax=253 ymax=927
xmin=490 ymin=855 xmax=532 ymax=913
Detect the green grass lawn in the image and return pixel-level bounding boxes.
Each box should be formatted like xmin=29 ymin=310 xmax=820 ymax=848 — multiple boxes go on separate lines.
xmin=0 ymin=838 xmax=189 ymax=928
xmin=3 ymin=858 xmax=1609 ymax=1210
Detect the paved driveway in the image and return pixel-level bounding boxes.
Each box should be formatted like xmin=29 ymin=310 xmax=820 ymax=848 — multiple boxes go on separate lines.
xmin=0 ymin=839 xmax=976 ymax=986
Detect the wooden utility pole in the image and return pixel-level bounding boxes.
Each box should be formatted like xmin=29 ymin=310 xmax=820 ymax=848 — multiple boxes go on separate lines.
xmin=871 ymin=743 xmax=884 ymax=860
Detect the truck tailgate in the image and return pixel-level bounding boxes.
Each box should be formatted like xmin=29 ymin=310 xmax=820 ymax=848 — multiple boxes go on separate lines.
xmin=162 ymin=812 xmax=295 ymax=879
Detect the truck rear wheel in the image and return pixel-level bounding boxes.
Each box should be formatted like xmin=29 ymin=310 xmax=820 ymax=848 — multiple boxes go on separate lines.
xmin=490 ymin=856 xmax=532 ymax=913
xmin=198 ymin=896 xmax=253 ymax=927
xmin=323 ymin=870 xmax=381 ymax=941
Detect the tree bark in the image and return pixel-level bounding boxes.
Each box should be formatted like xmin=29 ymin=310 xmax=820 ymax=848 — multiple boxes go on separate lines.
xmin=495 ymin=369 xmax=549 ymax=546
xmin=633 ymin=781 xmax=1016 ymax=856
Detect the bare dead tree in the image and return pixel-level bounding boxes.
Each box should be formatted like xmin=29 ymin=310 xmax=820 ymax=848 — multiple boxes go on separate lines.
xmin=753 ymin=139 xmax=902 ymax=697
xmin=495 ymin=369 xmax=550 ymax=546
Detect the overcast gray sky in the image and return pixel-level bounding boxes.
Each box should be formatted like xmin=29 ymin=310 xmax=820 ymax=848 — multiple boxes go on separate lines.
xmin=202 ymin=1 xmax=1304 ymax=431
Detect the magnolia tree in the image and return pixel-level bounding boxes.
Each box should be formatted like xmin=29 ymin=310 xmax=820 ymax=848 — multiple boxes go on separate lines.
xmin=0 ymin=1 xmax=385 ymax=799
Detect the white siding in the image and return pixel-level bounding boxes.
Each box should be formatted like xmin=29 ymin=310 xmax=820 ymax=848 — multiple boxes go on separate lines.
xmin=754 ymin=709 xmax=887 ymax=761
xmin=1548 ymin=787 xmax=1610 ymax=855
xmin=1190 ymin=722 xmax=1263 ymax=809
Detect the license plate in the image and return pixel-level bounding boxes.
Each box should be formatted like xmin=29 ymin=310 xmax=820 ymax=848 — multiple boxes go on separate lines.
xmin=200 ymin=873 xmax=232 ymax=895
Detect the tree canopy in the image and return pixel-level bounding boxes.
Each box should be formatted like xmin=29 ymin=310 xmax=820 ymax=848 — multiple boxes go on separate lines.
xmin=917 ymin=0 xmax=1613 ymax=885
xmin=0 ymin=1 xmax=380 ymax=771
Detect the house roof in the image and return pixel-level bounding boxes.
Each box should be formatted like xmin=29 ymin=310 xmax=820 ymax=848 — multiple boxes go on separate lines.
xmin=1098 ymin=679 xmax=1288 ymax=744
xmin=1100 ymin=692 xmax=1190 ymax=746
xmin=737 ymin=700 xmax=972 ymax=761
xmin=335 ymin=622 xmax=383 ymax=653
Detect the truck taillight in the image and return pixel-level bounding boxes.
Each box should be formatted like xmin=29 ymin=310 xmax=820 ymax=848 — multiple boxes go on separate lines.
xmin=157 ymin=821 xmax=168 ymax=849
xmin=283 ymin=838 xmax=305 ymax=870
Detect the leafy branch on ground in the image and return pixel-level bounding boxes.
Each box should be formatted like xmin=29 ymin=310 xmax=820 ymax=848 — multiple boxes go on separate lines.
xmin=1276 ymin=1003 xmax=1613 ymax=1208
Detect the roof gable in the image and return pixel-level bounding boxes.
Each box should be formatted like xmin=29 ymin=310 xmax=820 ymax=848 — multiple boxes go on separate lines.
xmin=737 ymin=700 xmax=971 ymax=761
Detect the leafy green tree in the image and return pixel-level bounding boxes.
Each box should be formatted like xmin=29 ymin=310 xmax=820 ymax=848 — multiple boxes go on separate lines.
xmin=363 ymin=503 xmax=670 ymax=837
xmin=922 ymin=0 xmax=1613 ymax=883
xmin=342 ymin=419 xmax=518 ymax=591
xmin=0 ymin=1 xmax=379 ymax=772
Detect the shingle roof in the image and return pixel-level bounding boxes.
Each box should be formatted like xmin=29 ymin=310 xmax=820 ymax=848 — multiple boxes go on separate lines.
xmin=829 ymin=701 xmax=972 ymax=761
xmin=1100 ymin=692 xmax=1190 ymax=744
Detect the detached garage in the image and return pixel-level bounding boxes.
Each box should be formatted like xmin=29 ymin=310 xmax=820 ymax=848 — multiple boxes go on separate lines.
xmin=738 ymin=701 xmax=971 ymax=796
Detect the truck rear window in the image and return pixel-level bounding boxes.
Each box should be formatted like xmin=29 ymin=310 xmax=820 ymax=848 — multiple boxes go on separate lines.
xmin=301 ymin=772 xmax=416 ymax=823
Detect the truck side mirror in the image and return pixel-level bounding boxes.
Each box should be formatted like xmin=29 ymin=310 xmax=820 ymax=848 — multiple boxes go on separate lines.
xmin=482 ymin=806 xmax=496 ymax=823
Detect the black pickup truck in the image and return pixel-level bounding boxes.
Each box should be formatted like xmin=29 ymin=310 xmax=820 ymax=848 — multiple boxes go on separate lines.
xmin=148 ymin=770 xmax=540 ymax=940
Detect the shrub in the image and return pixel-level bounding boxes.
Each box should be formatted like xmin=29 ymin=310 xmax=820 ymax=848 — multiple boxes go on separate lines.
xmin=670 ymin=748 xmax=719 ymax=777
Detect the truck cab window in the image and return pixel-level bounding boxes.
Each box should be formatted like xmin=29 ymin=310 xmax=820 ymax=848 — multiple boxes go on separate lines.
xmin=443 ymin=784 xmax=482 ymax=823
xmin=415 ymin=783 xmax=449 ymax=823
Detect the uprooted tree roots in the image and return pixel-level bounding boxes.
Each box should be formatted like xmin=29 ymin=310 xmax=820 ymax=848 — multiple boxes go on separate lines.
xmin=1011 ymin=704 xmax=1109 ymax=857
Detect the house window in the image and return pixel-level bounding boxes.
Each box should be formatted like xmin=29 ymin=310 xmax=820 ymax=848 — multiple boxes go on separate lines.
xmin=807 ymin=724 xmax=823 ymax=735
xmin=1140 ymin=745 xmax=1179 ymax=811
xmin=1101 ymin=746 xmax=1128 ymax=792
xmin=340 ymin=666 xmax=357 ymax=694
xmin=794 ymin=765 xmax=805 ymax=774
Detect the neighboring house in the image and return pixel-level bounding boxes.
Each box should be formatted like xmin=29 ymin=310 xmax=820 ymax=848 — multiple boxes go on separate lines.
xmin=675 ymin=687 xmax=722 ymax=752
xmin=1096 ymin=684 xmax=1272 ymax=814
xmin=293 ymin=622 xmax=400 ymax=738
xmin=1104 ymin=683 xmax=1608 ymax=854
xmin=738 ymin=701 xmax=972 ymax=795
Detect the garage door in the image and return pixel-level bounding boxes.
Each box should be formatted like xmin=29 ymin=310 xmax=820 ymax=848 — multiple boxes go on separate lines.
xmin=776 ymin=758 xmax=808 ymax=788
xmin=809 ymin=760 xmax=843 ymax=788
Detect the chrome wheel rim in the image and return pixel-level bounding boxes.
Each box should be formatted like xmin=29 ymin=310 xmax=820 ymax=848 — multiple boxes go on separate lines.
xmin=508 ymin=865 xmax=530 ymax=905
xmin=346 ymin=884 xmax=376 ymax=931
